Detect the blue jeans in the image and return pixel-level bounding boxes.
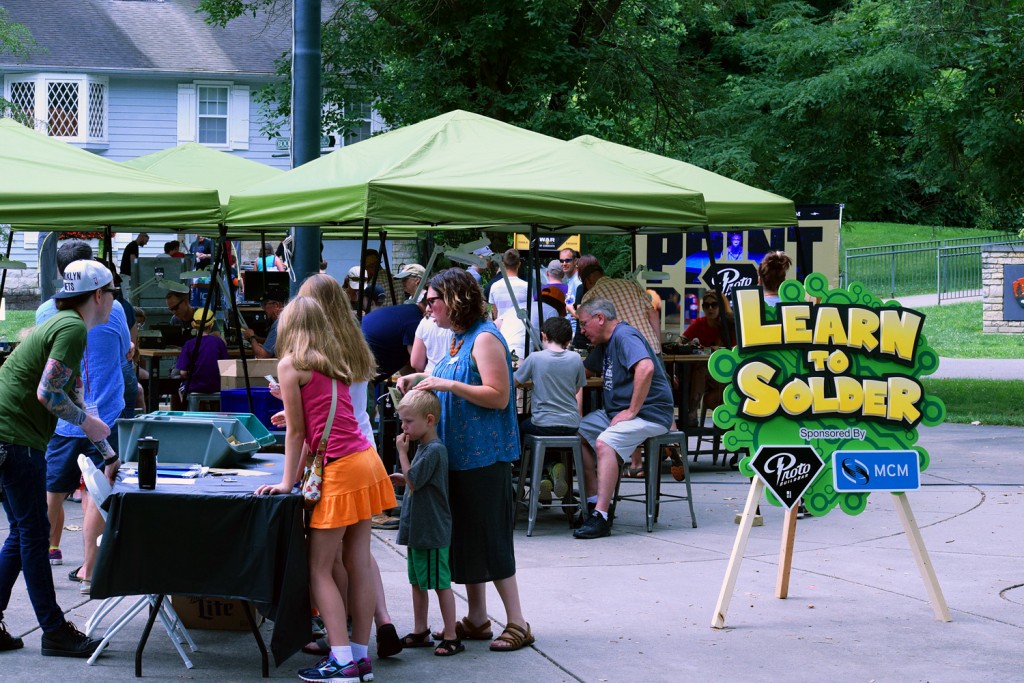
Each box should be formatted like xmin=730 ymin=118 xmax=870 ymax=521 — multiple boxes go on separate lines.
xmin=0 ymin=441 xmax=64 ymax=631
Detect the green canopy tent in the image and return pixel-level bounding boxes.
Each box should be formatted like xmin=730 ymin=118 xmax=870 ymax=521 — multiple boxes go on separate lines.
xmin=225 ymin=110 xmax=708 ymax=230
xmin=0 ymin=118 xmax=224 ymax=301
xmin=0 ymin=119 xmax=222 ymax=229
xmin=568 ymin=135 xmax=796 ymax=228
xmin=225 ymin=109 xmax=714 ymax=338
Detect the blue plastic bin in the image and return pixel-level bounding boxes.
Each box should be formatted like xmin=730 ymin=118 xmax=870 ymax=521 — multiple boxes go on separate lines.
xmin=148 ymin=411 xmax=277 ymax=448
xmin=220 ymin=388 xmax=284 ymax=432
xmin=117 ymin=415 xmax=260 ymax=468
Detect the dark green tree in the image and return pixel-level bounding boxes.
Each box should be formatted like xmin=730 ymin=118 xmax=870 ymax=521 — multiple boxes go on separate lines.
xmin=0 ymin=8 xmax=35 ymax=126
xmin=200 ymin=0 xmax=745 ymax=149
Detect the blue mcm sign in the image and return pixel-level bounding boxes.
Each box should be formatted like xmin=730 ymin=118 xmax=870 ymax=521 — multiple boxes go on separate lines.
xmin=833 ymin=450 xmax=921 ymax=493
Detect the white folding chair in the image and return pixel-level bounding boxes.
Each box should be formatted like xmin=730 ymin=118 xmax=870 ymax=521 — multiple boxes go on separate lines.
xmin=77 ymin=454 xmax=198 ymax=667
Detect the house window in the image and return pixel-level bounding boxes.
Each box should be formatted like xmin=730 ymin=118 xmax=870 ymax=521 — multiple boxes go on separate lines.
xmin=197 ymin=85 xmax=228 ymax=144
xmin=343 ymin=101 xmax=373 ymax=145
xmin=177 ymin=82 xmax=249 ymax=150
xmin=2 ymin=74 xmax=107 ymax=143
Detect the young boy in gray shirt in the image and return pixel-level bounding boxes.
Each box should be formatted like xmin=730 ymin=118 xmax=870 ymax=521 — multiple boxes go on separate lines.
xmin=514 ymin=317 xmax=587 ymax=501
xmin=391 ymin=389 xmax=462 ymax=656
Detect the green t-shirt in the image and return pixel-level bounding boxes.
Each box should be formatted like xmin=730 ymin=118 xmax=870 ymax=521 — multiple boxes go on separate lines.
xmin=0 ymin=310 xmax=86 ymax=451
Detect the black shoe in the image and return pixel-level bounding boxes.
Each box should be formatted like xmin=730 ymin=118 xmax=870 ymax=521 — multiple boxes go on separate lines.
xmin=0 ymin=619 xmax=24 ymax=651
xmin=40 ymin=620 xmax=100 ymax=658
xmin=573 ymin=511 xmax=611 ymax=539
xmin=376 ymin=622 xmax=403 ymax=658
xmin=572 ymin=501 xmax=597 ymax=529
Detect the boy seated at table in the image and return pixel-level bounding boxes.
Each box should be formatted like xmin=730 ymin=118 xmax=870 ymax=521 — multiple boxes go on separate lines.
xmin=389 ymin=389 xmax=462 ymax=656
xmin=172 ymin=308 xmax=228 ymax=410
xmin=513 ymin=317 xmax=586 ymax=503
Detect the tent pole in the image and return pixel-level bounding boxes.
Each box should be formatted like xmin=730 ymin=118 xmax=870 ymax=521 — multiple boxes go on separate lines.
xmin=378 ymin=230 xmax=397 ymax=304
xmin=224 ymin=226 xmax=254 ymax=414
xmin=631 ymin=231 xmax=637 ymax=272
xmin=103 ymin=226 xmax=113 ymax=264
xmin=357 ymin=218 xmax=370 ymax=321
xmin=526 ymin=224 xmax=540 ymax=359
xmin=0 ymin=227 xmax=13 ymax=302
xmin=182 ymin=230 xmax=226 ymax=400
xmin=704 ymin=226 xmax=732 ymax=347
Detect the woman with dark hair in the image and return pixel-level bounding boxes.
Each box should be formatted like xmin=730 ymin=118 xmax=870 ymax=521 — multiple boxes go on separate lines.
xmin=680 ymin=291 xmax=734 ymax=425
xmin=758 ymin=251 xmax=793 ymax=306
xmin=397 ymin=268 xmax=533 ymax=653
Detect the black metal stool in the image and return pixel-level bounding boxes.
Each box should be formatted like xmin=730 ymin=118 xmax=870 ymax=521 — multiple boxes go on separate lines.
xmin=614 ymin=430 xmax=697 ymax=532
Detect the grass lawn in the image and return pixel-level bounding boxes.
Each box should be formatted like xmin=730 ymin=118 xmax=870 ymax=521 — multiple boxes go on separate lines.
xmin=840 ymin=222 xmax=1010 ymax=298
xmin=922 ymin=378 xmax=1024 ymax=427
xmin=841 ymin=221 xmax=1001 ymax=251
xmin=0 ymin=309 xmax=34 ymax=343
xmin=916 ymin=302 xmax=1024 ymax=359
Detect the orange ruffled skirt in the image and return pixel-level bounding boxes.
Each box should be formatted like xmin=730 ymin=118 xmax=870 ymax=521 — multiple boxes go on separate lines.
xmin=310 ymin=446 xmax=397 ymax=529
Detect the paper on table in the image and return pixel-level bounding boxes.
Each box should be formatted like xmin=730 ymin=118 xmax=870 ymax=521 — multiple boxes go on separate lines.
xmin=207 ymin=468 xmax=271 ymax=477
xmin=123 ymin=477 xmax=196 ymax=486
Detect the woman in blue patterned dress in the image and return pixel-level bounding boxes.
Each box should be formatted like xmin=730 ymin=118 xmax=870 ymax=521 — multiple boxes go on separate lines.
xmin=397 ymin=268 xmax=534 ymax=652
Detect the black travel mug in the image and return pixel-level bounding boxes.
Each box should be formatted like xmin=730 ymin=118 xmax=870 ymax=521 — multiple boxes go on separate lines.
xmin=137 ymin=437 xmax=159 ymax=490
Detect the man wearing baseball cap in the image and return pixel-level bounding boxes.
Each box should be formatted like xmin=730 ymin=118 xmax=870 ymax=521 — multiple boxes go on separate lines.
xmin=345 ymin=265 xmax=384 ymax=315
xmin=243 ymin=290 xmax=288 ymax=359
xmin=37 ymin=250 xmax=131 ymax=595
xmin=392 ymin=263 xmax=426 ymax=302
xmin=0 ymin=259 xmax=117 ymax=658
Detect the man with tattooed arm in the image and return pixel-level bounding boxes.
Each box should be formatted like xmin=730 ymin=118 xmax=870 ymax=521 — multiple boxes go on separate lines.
xmin=0 ymin=259 xmax=117 ymax=658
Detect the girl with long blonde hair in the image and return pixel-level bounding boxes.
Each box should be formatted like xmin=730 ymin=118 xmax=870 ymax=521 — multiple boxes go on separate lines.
xmin=295 ymin=273 xmax=405 ymax=660
xmin=256 ymin=295 xmax=395 ymax=683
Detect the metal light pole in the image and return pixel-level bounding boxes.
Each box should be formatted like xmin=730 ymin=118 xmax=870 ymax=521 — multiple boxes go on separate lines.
xmin=290 ymin=0 xmax=322 ymax=295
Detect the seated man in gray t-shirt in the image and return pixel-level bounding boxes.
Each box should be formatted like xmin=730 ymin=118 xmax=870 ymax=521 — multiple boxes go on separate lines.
xmin=573 ymin=298 xmax=674 ymax=539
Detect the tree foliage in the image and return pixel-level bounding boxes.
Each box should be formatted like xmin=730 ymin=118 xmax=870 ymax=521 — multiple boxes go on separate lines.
xmin=0 ymin=8 xmax=36 ymax=127
xmin=199 ymin=0 xmax=1024 ymax=230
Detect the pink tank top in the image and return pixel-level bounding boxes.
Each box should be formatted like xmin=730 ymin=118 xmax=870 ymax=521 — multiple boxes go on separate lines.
xmin=301 ymin=370 xmax=372 ymax=462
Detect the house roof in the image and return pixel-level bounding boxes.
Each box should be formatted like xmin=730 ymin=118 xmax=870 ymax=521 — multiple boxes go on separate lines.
xmin=0 ymin=0 xmax=292 ymax=75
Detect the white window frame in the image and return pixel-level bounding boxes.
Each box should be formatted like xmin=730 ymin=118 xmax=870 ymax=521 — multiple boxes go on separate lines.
xmin=2 ymin=73 xmax=108 ymax=144
xmin=177 ymin=80 xmax=249 ymax=150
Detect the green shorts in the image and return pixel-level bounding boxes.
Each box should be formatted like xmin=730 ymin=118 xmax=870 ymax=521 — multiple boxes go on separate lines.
xmin=407 ymin=547 xmax=451 ymax=591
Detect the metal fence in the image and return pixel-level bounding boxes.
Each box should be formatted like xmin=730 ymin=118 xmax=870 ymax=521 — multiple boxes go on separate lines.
xmin=844 ymin=235 xmax=1024 ymax=302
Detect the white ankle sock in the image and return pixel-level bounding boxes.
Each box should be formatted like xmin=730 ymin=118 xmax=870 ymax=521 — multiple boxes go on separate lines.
xmin=351 ymin=642 xmax=368 ymax=661
xmin=595 ymin=509 xmax=609 ymax=520
xmin=330 ymin=645 xmax=353 ymax=664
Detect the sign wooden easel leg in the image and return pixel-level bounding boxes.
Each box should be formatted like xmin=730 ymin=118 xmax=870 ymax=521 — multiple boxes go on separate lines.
xmin=892 ymin=492 xmax=952 ymax=621
xmin=775 ymin=502 xmax=799 ymax=598
xmin=712 ymin=477 xmax=764 ymax=628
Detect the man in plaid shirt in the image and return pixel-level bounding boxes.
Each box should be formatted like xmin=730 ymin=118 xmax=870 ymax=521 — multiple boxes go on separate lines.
xmin=579 ymin=263 xmax=661 ymax=355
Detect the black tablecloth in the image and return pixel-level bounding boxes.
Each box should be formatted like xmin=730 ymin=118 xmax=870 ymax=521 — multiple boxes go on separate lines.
xmin=91 ymin=454 xmax=309 ymax=666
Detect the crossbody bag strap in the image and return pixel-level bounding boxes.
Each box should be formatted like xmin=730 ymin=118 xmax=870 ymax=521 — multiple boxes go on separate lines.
xmin=317 ymin=379 xmax=339 ymax=455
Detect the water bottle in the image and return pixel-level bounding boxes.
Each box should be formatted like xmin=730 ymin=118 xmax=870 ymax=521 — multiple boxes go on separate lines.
xmin=137 ymin=437 xmax=159 ymax=490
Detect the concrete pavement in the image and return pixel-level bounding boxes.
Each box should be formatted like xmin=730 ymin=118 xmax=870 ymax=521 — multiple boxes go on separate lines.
xmin=2 ymin=422 xmax=1022 ymax=681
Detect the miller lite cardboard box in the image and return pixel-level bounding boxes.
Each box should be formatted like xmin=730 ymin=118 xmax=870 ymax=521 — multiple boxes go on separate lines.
xmin=218 ymin=359 xmax=279 ymax=389
xmin=171 ymin=595 xmax=262 ymax=631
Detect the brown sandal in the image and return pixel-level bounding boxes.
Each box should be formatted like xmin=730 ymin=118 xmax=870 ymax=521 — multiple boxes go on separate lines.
xmin=434 ymin=616 xmax=492 ymax=641
xmin=664 ymin=446 xmax=686 ymax=481
xmin=489 ymin=622 xmax=535 ymax=652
